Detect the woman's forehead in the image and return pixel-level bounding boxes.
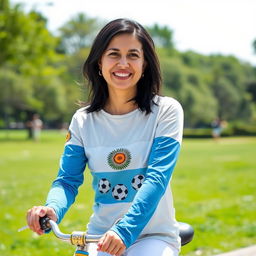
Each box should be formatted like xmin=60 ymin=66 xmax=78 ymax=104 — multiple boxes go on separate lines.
xmin=106 ymin=33 xmax=143 ymax=51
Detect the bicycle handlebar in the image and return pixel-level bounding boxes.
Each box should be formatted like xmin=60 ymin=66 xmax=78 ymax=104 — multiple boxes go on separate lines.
xmin=38 ymin=216 xmax=194 ymax=247
xmin=39 ymin=216 xmax=102 ymax=246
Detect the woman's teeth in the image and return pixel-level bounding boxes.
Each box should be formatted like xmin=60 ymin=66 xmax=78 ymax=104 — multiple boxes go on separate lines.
xmin=114 ymin=72 xmax=130 ymax=77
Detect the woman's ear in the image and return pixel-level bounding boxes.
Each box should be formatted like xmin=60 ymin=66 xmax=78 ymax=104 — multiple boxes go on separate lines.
xmin=98 ymin=60 xmax=102 ymax=70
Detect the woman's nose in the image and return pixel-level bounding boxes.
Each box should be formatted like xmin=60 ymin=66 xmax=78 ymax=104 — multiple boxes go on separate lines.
xmin=117 ymin=57 xmax=129 ymax=67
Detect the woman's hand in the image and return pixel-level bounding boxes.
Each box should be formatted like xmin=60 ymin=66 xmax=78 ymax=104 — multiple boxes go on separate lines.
xmin=97 ymin=230 xmax=126 ymax=256
xmin=26 ymin=206 xmax=57 ymax=235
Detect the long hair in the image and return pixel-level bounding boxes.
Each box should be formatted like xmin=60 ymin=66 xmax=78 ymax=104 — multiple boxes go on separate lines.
xmin=83 ymin=18 xmax=162 ymax=114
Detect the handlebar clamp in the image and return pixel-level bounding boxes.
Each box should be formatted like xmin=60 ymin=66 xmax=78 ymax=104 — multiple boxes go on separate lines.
xmin=71 ymin=231 xmax=87 ymax=246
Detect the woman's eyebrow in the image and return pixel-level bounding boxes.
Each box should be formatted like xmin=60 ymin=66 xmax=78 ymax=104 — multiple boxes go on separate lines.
xmin=106 ymin=48 xmax=119 ymax=52
xmin=129 ymin=49 xmax=142 ymax=53
xmin=106 ymin=48 xmax=142 ymax=53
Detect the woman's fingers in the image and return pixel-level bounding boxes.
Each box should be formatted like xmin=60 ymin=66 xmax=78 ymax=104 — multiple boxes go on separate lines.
xmin=26 ymin=206 xmax=57 ymax=235
xmin=97 ymin=231 xmax=126 ymax=255
xmin=27 ymin=206 xmax=39 ymax=233
xmin=97 ymin=233 xmax=110 ymax=252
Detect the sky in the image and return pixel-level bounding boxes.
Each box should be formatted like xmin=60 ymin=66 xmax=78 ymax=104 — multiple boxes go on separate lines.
xmin=11 ymin=0 xmax=256 ymax=66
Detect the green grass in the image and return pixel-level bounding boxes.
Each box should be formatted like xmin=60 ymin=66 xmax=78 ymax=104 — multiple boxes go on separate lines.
xmin=0 ymin=130 xmax=255 ymax=256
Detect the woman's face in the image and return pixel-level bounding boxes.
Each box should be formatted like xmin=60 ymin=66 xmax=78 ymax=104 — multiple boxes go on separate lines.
xmin=99 ymin=33 xmax=146 ymax=95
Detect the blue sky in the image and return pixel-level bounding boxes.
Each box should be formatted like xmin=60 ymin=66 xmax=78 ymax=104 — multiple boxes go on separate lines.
xmin=11 ymin=0 xmax=256 ymax=66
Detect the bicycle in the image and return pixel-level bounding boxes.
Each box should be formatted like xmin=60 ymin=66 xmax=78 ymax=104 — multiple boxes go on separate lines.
xmin=36 ymin=216 xmax=194 ymax=256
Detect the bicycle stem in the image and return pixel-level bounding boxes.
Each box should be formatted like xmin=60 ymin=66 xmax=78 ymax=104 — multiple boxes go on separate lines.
xmin=49 ymin=220 xmax=102 ymax=246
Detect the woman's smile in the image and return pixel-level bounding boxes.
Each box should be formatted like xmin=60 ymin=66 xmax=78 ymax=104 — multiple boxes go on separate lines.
xmin=113 ymin=71 xmax=132 ymax=80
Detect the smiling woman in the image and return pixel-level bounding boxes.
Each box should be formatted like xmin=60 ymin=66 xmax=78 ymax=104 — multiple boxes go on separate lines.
xmin=98 ymin=33 xmax=145 ymax=111
xmin=26 ymin=18 xmax=184 ymax=256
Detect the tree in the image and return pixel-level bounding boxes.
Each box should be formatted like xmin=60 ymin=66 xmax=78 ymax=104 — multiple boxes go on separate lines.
xmin=209 ymin=56 xmax=254 ymax=122
xmin=247 ymin=82 xmax=256 ymax=102
xmin=0 ymin=0 xmax=69 ymax=126
xmin=0 ymin=1 xmax=58 ymax=72
xmin=31 ymin=72 xmax=67 ymax=121
xmin=161 ymin=57 xmax=217 ymax=126
xmin=146 ymin=23 xmax=174 ymax=49
xmin=58 ymin=13 xmax=100 ymax=54
xmin=211 ymin=77 xmax=240 ymax=120
xmin=0 ymin=68 xmax=34 ymax=126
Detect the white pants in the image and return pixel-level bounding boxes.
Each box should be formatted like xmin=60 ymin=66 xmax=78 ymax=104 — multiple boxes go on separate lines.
xmin=82 ymin=238 xmax=179 ymax=256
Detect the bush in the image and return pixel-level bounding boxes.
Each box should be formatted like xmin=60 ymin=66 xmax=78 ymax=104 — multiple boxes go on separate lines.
xmin=183 ymin=123 xmax=256 ymax=138
xmin=232 ymin=123 xmax=256 ymax=136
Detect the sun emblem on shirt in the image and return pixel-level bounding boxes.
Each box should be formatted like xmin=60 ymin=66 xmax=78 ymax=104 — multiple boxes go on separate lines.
xmin=65 ymin=130 xmax=71 ymax=142
xmin=107 ymin=148 xmax=131 ymax=170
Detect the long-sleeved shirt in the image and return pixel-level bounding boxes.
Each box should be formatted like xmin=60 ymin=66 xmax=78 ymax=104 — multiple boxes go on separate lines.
xmin=46 ymin=95 xmax=184 ymax=250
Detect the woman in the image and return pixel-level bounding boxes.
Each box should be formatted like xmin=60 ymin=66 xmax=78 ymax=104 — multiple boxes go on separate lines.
xmin=27 ymin=18 xmax=184 ymax=256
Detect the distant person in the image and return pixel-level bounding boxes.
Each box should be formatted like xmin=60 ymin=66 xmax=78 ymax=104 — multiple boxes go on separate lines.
xmin=30 ymin=114 xmax=43 ymax=141
xmin=26 ymin=19 xmax=184 ymax=256
xmin=211 ymin=118 xmax=227 ymax=139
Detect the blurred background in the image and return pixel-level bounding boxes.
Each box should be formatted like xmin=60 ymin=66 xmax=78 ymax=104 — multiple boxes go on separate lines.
xmin=1 ymin=0 xmax=256 ymax=133
xmin=0 ymin=0 xmax=255 ymax=255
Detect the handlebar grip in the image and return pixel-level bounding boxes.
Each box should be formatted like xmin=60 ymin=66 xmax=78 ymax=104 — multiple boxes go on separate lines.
xmin=39 ymin=216 xmax=51 ymax=232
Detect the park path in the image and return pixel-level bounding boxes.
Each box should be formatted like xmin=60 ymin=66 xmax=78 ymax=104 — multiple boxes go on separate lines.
xmin=215 ymin=245 xmax=256 ymax=256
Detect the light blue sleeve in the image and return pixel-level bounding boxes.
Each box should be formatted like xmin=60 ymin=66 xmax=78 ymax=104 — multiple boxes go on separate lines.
xmin=110 ymin=136 xmax=181 ymax=247
xmin=111 ymin=98 xmax=184 ymax=248
xmin=45 ymin=144 xmax=87 ymax=223
xmin=45 ymin=112 xmax=87 ymax=223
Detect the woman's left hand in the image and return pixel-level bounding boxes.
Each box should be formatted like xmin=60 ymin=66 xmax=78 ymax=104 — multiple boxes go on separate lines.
xmin=97 ymin=230 xmax=126 ymax=256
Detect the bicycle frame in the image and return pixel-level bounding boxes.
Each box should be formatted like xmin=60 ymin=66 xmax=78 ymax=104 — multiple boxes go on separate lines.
xmin=75 ymin=249 xmax=89 ymax=256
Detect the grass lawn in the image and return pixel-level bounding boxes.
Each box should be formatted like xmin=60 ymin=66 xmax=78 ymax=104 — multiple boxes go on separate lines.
xmin=0 ymin=130 xmax=255 ymax=256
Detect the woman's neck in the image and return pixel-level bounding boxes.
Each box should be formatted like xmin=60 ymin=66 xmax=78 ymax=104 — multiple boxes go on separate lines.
xmin=104 ymin=90 xmax=138 ymax=115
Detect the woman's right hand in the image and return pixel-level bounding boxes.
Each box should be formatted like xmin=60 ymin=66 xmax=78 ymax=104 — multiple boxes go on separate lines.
xmin=26 ymin=206 xmax=57 ymax=235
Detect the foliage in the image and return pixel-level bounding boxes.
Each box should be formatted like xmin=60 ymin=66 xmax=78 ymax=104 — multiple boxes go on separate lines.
xmin=146 ymin=23 xmax=174 ymax=49
xmin=163 ymin=51 xmax=256 ymax=127
xmin=1 ymin=0 xmax=256 ymax=129
xmin=209 ymin=55 xmax=254 ymax=121
xmin=57 ymin=13 xmax=101 ymax=54
xmin=0 ymin=68 xmax=34 ymax=121
xmin=0 ymin=0 xmax=57 ymax=72
xmin=160 ymin=56 xmax=218 ymax=126
xmin=0 ymin=0 xmax=81 ymax=126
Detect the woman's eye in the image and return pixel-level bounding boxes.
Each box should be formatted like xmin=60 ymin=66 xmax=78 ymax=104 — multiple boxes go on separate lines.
xmin=129 ymin=53 xmax=139 ymax=58
xmin=108 ymin=52 xmax=119 ymax=57
xmin=128 ymin=53 xmax=140 ymax=60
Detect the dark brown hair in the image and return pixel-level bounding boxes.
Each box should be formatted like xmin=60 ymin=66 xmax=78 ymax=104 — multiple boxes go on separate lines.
xmin=83 ymin=18 xmax=161 ymax=113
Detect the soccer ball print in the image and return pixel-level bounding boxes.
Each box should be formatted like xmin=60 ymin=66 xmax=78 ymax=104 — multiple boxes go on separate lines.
xmin=132 ymin=174 xmax=145 ymax=190
xmin=98 ymin=178 xmax=111 ymax=194
xmin=112 ymin=184 xmax=128 ymax=200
